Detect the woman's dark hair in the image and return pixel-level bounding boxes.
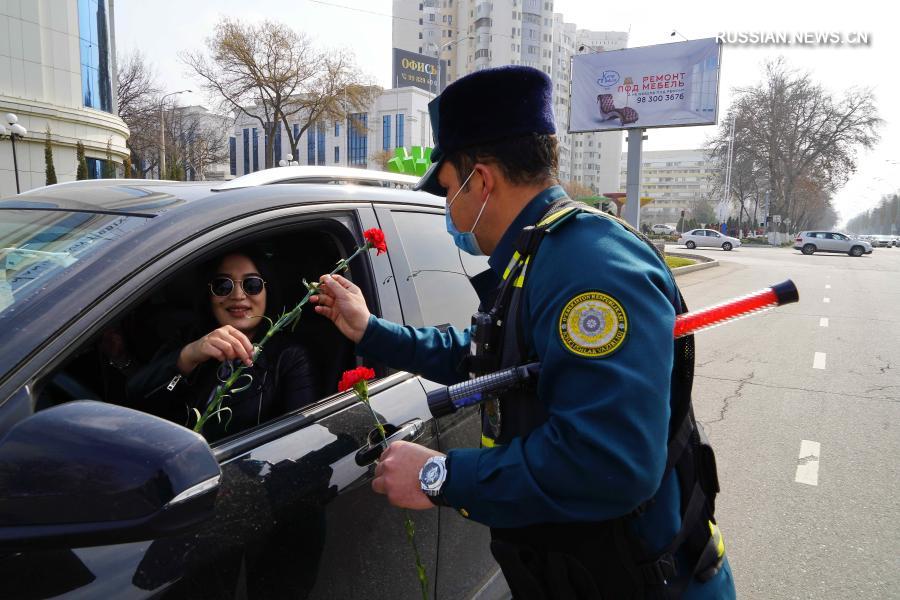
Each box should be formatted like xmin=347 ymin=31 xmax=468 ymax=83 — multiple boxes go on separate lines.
xmin=446 ymin=133 xmax=559 ymax=189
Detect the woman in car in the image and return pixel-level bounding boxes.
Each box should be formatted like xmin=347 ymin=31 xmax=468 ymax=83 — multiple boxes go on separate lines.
xmin=127 ymin=248 xmax=317 ymax=442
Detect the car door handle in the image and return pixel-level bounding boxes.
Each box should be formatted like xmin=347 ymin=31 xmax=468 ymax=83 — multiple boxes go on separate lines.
xmin=354 ymin=418 xmax=425 ymax=466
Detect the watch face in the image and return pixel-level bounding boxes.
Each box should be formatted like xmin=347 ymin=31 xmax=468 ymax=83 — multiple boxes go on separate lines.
xmin=421 ymin=461 xmax=442 ymax=486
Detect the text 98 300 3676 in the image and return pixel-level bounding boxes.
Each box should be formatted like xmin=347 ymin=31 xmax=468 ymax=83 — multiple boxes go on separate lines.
xmin=636 ymin=93 xmax=685 ymax=103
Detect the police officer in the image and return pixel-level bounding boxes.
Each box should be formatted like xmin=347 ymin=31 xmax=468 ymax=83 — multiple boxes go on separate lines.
xmin=312 ymin=66 xmax=736 ymax=599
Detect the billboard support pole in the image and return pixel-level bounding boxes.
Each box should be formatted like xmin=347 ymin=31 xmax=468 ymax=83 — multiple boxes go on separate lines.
xmin=624 ymin=128 xmax=645 ymax=227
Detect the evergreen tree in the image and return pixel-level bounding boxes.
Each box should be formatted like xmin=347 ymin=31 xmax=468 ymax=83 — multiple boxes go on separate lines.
xmin=76 ymin=141 xmax=88 ymax=180
xmin=123 ymin=156 xmax=132 ymax=179
xmin=103 ymin=140 xmax=116 ymax=178
xmin=44 ymin=129 xmax=57 ymax=185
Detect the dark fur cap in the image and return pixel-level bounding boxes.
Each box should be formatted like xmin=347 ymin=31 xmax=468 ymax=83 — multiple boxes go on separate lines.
xmin=415 ymin=66 xmax=556 ymax=196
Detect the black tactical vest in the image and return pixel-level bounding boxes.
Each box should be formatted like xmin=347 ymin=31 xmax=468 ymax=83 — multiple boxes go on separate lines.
xmin=470 ymin=199 xmax=725 ymax=599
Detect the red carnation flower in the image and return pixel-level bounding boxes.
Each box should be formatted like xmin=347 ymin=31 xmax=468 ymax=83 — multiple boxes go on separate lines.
xmin=363 ymin=228 xmax=387 ymax=255
xmin=338 ymin=366 xmax=376 ymax=393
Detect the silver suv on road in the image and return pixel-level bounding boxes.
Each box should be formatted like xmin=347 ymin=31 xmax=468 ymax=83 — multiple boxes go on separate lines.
xmin=794 ymin=231 xmax=872 ymax=256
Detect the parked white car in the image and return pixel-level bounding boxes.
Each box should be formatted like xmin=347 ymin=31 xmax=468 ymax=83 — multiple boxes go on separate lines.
xmin=677 ymin=229 xmax=742 ymax=251
xmin=651 ymin=223 xmax=677 ymax=235
xmin=794 ymin=231 xmax=872 ymax=256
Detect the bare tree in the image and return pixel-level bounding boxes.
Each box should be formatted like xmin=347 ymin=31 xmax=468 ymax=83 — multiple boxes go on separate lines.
xmin=560 ymin=180 xmax=595 ymax=201
xmin=116 ymin=50 xmax=163 ymax=177
xmin=708 ymin=59 xmax=881 ymax=230
xmin=181 ymin=18 xmax=378 ymax=170
xmin=372 ymin=149 xmax=395 ymax=171
xmin=164 ymin=108 xmax=232 ymax=181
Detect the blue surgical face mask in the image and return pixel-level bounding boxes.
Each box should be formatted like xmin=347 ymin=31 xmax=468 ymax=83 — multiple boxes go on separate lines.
xmin=446 ymin=169 xmax=489 ymax=256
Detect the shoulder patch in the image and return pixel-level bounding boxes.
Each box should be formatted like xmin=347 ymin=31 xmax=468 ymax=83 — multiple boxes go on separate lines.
xmin=558 ymin=291 xmax=628 ymax=358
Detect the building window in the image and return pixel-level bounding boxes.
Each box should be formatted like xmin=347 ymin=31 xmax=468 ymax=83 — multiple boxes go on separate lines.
xmin=293 ymin=123 xmax=300 ymax=156
xmin=243 ymin=128 xmax=250 ymax=174
xmin=317 ymin=122 xmax=326 ymax=166
xmin=229 ymin=137 xmax=236 ymax=176
xmin=252 ymin=128 xmax=259 ymax=172
xmin=334 ymin=146 xmax=340 ymax=163
xmin=383 ymin=115 xmax=392 ymax=151
xmin=307 ymin=123 xmax=315 ymax=165
xmin=334 ymin=121 xmax=340 ymax=137
xmin=347 ymin=113 xmax=368 ymax=167
xmin=78 ymin=0 xmax=113 ymax=112
xmin=85 ymin=157 xmax=107 ymax=179
xmin=396 ymin=114 xmax=405 ymax=148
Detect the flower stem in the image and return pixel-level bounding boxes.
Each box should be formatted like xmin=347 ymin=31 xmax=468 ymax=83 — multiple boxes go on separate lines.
xmin=193 ymin=243 xmax=371 ymax=433
xmin=404 ymin=510 xmax=430 ymax=600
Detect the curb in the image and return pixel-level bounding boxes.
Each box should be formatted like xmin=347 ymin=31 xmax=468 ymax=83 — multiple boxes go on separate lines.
xmin=667 ymin=252 xmax=719 ymax=277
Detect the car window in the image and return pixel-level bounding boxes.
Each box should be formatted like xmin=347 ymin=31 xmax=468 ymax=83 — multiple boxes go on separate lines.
xmin=0 ymin=210 xmax=151 ymax=317
xmin=391 ymin=210 xmax=481 ymax=330
xmin=31 ymin=218 xmax=367 ymax=445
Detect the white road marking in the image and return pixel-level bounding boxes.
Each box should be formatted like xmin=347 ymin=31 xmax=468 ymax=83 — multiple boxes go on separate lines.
xmin=819 ymin=317 xmax=829 ymax=327
xmin=825 ymin=284 xmax=831 ymax=289
xmin=823 ymin=297 xmax=830 ymax=303
xmin=795 ymin=440 xmax=821 ymax=486
xmin=813 ymin=352 xmax=826 ymax=369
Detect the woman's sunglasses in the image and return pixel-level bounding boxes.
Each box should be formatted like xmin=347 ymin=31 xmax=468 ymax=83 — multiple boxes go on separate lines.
xmin=209 ymin=276 xmax=266 ymax=297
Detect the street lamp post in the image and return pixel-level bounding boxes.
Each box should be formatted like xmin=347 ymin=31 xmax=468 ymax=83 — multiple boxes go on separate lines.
xmin=425 ymin=35 xmax=473 ymax=91
xmin=159 ymin=90 xmax=190 ymax=179
xmin=1 ymin=113 xmax=28 ymax=194
xmin=278 ymin=154 xmax=299 ymax=167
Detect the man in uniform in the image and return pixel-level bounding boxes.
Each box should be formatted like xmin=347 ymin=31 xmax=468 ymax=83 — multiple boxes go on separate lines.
xmin=312 ymin=66 xmax=735 ymax=599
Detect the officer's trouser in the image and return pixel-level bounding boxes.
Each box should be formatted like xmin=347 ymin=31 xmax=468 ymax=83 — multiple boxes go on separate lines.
xmin=489 ymin=521 xmax=650 ymax=600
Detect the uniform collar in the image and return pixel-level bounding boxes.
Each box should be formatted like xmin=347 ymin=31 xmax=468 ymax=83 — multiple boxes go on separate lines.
xmin=487 ymin=185 xmax=568 ymax=277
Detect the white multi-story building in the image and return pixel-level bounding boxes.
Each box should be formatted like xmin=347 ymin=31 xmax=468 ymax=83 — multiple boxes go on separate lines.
xmin=231 ymin=86 xmax=434 ymax=176
xmin=619 ymin=149 xmax=717 ymax=225
xmin=171 ymin=105 xmax=233 ymax=181
xmin=0 ymin=0 xmax=129 ymax=197
xmin=391 ymin=0 xmax=628 ymax=193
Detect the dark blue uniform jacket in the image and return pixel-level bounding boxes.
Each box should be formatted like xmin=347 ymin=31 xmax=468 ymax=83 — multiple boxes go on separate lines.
xmin=357 ymin=186 xmax=735 ymax=598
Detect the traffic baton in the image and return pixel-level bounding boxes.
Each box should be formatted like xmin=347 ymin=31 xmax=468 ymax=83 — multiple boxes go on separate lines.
xmin=428 ymin=279 xmax=799 ymax=417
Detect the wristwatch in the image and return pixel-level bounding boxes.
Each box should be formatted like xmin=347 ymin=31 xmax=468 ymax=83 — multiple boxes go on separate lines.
xmin=419 ymin=455 xmax=448 ymax=505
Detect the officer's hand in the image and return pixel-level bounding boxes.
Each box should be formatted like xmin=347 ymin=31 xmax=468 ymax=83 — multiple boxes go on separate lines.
xmin=311 ymin=274 xmax=371 ymax=343
xmin=372 ymin=441 xmax=443 ymax=510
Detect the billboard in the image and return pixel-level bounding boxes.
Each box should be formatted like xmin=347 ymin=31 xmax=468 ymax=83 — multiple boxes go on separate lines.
xmin=569 ymin=38 xmax=721 ymax=133
xmin=392 ymin=48 xmax=440 ymax=94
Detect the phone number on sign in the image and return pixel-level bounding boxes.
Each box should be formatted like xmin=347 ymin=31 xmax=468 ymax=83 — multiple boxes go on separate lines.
xmin=636 ymin=93 xmax=685 ymax=103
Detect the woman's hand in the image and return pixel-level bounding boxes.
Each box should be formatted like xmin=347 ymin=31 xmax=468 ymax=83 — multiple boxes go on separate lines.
xmin=177 ymin=325 xmax=255 ymax=375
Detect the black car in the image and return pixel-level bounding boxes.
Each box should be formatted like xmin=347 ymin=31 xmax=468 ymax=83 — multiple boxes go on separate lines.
xmin=0 ymin=174 xmax=508 ymax=599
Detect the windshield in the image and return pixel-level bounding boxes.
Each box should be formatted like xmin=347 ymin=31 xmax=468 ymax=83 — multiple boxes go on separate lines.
xmin=0 ymin=210 xmax=151 ymax=316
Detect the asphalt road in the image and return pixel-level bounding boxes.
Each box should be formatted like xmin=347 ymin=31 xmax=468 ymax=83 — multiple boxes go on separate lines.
xmin=665 ymin=243 xmax=900 ymax=599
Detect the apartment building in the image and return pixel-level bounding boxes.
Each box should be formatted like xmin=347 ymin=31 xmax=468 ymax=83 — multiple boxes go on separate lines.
xmin=391 ymin=0 xmax=628 ymax=193
xmin=619 ymin=149 xmax=717 ymax=225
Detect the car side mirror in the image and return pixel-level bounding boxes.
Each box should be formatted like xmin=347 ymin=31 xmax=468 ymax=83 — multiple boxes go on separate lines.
xmin=0 ymin=401 xmax=220 ymax=550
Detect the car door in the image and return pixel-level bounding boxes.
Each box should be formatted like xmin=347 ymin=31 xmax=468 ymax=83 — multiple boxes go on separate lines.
xmin=0 ymin=204 xmax=440 ymax=600
xmin=374 ymin=205 xmax=509 ymax=600
xmin=829 ymin=233 xmax=850 ymax=252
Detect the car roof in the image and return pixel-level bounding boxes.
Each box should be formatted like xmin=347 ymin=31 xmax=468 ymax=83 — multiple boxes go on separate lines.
xmin=214 ymin=166 xmax=420 ymax=191
xmin=5 ymin=174 xmax=442 ymax=217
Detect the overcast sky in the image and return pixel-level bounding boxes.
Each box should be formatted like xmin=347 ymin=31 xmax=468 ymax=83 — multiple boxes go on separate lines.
xmin=115 ymin=0 xmax=897 ymax=226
